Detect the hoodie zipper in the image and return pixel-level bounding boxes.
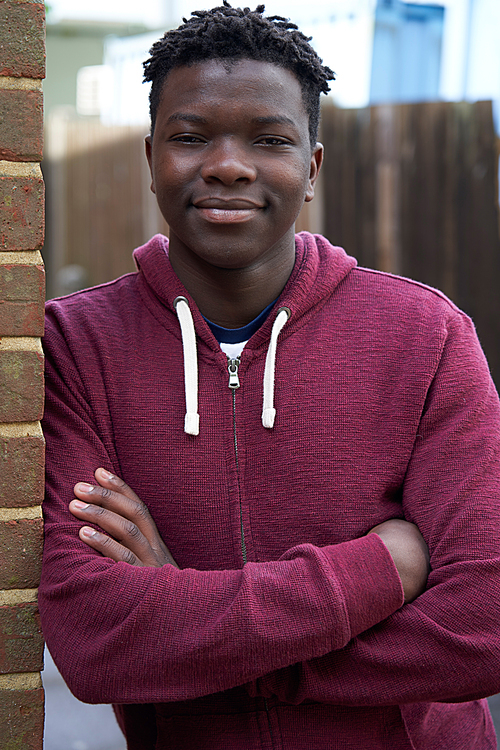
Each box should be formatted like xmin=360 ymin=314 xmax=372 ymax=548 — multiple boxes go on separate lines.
xmin=228 ymin=354 xmax=279 ymax=749
xmin=228 ymin=355 xmax=276 ymax=749
xmin=227 ymin=356 xmax=247 ymax=565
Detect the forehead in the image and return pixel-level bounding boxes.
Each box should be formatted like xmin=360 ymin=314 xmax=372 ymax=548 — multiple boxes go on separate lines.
xmin=156 ymin=59 xmax=307 ymax=127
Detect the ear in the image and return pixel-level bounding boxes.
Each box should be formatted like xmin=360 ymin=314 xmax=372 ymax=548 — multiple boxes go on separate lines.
xmin=304 ymin=143 xmax=323 ymax=203
xmin=145 ymin=135 xmax=156 ymax=194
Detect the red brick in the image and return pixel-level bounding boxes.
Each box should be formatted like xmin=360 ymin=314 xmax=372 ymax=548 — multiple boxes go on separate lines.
xmin=0 ymin=264 xmax=44 ymax=336
xmin=0 ymin=2 xmax=45 ymax=79
xmin=0 ymin=173 xmax=45 ymax=251
xmin=0 ymin=433 xmax=44 ymax=508
xmin=0 ymin=518 xmax=43 ymax=589
xmin=0 ymin=603 xmax=43 ymax=674
xmin=0 ymin=686 xmax=44 ymax=750
xmin=0 ymin=89 xmax=43 ymax=162
xmin=0 ymin=350 xmax=44 ymax=422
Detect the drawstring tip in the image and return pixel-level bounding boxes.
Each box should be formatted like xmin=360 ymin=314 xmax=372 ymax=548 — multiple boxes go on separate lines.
xmin=262 ymin=408 xmax=276 ymax=429
xmin=184 ymin=413 xmax=200 ymax=436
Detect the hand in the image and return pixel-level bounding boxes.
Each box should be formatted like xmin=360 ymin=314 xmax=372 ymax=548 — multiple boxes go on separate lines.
xmin=368 ymin=519 xmax=429 ymax=603
xmin=69 ymin=468 xmax=178 ymax=568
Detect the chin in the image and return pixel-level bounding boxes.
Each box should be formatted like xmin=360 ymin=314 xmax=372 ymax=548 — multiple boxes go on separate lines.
xmin=205 ymin=254 xmax=259 ymax=271
xmin=196 ymin=243 xmax=267 ymax=270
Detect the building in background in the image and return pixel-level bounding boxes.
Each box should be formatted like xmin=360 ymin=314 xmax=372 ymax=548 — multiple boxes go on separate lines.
xmin=101 ymin=31 xmax=163 ymax=126
xmin=370 ymin=0 xmax=445 ymax=104
xmin=78 ymin=0 xmax=499 ymax=131
xmin=43 ymin=0 xmax=500 ymax=129
xmin=44 ymin=20 xmax=149 ymax=119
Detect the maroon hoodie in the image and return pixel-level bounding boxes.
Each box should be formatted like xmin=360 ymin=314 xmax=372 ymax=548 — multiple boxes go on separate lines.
xmin=40 ymin=233 xmax=500 ymax=749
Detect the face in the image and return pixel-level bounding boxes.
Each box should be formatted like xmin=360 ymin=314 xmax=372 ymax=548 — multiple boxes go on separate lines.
xmin=145 ymin=59 xmax=323 ymax=274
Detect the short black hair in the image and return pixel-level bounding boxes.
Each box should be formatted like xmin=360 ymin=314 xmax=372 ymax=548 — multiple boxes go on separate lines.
xmin=143 ymin=2 xmax=335 ymax=148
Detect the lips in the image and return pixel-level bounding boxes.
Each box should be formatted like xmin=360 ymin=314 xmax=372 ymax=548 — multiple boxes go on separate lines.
xmin=192 ymin=198 xmax=264 ymax=224
xmin=194 ymin=197 xmax=264 ymax=209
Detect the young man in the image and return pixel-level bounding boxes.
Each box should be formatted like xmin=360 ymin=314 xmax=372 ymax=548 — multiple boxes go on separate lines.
xmin=40 ymin=4 xmax=500 ymax=749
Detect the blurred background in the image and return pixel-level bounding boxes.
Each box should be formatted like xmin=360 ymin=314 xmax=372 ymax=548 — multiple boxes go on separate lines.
xmin=41 ymin=0 xmax=500 ymax=748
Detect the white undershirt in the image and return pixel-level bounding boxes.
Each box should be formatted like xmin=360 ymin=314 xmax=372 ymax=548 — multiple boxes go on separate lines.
xmin=220 ymin=341 xmax=248 ymax=358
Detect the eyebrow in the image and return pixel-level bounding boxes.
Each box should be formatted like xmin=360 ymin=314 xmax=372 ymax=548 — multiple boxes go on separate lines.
xmin=166 ymin=113 xmax=208 ymax=124
xmin=251 ymin=116 xmax=296 ymax=127
xmin=166 ymin=113 xmax=296 ymax=127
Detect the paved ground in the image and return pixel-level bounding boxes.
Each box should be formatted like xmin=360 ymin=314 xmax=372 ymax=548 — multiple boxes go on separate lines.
xmin=42 ymin=648 xmax=125 ymax=750
xmin=43 ymin=645 xmax=500 ymax=748
xmin=489 ymin=694 xmax=500 ymax=741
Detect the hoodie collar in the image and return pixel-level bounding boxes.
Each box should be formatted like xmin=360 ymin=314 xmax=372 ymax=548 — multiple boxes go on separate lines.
xmin=133 ymin=233 xmax=357 ymax=436
xmin=133 ymin=231 xmax=357 ymax=350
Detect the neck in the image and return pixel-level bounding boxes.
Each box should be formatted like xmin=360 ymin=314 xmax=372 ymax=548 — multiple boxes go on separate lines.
xmin=168 ymin=233 xmax=296 ymax=328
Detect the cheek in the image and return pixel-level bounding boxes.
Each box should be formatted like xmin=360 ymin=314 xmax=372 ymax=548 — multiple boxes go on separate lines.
xmin=269 ymin=165 xmax=310 ymax=207
xmin=272 ymin=156 xmax=310 ymax=188
xmin=153 ymin=156 xmax=197 ymax=192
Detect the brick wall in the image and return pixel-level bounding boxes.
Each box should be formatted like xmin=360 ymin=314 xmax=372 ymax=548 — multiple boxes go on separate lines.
xmin=0 ymin=1 xmax=46 ymax=748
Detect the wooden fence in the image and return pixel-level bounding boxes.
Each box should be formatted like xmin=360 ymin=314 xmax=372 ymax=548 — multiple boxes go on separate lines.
xmin=43 ymin=100 xmax=500 ymax=384
xmin=43 ymin=114 xmax=167 ymax=298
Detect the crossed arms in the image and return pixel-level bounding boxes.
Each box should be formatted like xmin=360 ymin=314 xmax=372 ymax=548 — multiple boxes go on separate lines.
xmin=69 ymin=468 xmax=429 ymax=604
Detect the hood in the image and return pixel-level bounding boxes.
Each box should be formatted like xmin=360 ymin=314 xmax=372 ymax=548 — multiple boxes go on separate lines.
xmin=133 ymin=232 xmax=356 ymax=343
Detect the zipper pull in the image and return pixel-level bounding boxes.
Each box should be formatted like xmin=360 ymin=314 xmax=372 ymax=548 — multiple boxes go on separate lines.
xmin=227 ymin=357 xmax=241 ymax=389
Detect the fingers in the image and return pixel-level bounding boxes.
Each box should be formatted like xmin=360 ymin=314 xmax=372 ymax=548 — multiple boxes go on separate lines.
xmin=77 ymin=524 xmax=141 ymax=566
xmin=70 ymin=495 xmax=154 ymax=565
xmin=75 ymin=468 xmax=148 ymax=516
xmin=73 ymin=468 xmax=155 ymax=536
xmin=69 ymin=468 xmax=178 ymax=568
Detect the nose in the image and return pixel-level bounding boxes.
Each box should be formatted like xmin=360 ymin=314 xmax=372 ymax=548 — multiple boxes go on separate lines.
xmin=201 ymin=138 xmax=257 ymax=185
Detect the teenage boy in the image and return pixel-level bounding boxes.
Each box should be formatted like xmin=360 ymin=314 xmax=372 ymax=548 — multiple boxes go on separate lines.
xmin=40 ymin=4 xmax=500 ymax=749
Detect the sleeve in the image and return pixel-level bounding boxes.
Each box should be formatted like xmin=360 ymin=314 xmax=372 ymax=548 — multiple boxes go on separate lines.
xmin=250 ymin=311 xmax=500 ymax=706
xmin=39 ymin=307 xmax=404 ymax=705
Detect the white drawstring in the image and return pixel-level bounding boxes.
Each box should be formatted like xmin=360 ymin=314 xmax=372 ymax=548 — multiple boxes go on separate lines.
xmin=262 ymin=307 xmax=290 ymax=429
xmin=174 ymin=299 xmax=290 ymax=434
xmin=174 ymin=296 xmax=200 ymax=436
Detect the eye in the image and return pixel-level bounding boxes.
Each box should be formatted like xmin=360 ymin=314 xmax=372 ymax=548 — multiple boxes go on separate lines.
xmin=256 ymin=136 xmax=291 ymax=147
xmin=170 ymin=134 xmax=206 ymax=144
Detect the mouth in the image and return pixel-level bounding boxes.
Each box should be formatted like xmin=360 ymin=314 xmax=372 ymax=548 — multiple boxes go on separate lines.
xmin=192 ymin=198 xmax=264 ymax=224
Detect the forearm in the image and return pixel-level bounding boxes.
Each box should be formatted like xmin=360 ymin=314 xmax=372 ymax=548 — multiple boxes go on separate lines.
xmin=250 ymin=554 xmax=500 ymax=706
xmin=39 ymin=521 xmax=403 ymax=704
